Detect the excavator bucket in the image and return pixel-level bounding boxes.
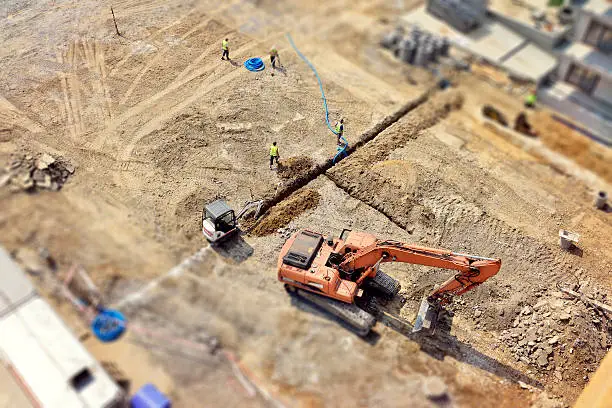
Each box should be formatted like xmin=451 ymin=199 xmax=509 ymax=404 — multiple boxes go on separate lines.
xmin=412 ymin=298 xmax=439 ymax=333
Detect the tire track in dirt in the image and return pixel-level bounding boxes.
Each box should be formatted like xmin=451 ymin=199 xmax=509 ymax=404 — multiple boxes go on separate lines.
xmin=92 ymin=34 xmax=263 ymax=151
xmin=118 ymin=3 xmax=237 ymax=106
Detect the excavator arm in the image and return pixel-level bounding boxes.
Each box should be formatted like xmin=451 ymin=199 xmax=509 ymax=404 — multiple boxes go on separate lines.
xmin=338 ymin=240 xmax=501 ymax=305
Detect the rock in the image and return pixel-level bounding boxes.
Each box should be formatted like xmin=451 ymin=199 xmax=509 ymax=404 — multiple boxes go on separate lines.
xmin=534 ymin=300 xmax=548 ymax=310
xmin=31 ymin=169 xmax=45 ymax=182
xmin=519 ymin=381 xmax=530 ymax=389
xmin=499 ymin=309 xmax=504 ymax=316
xmin=548 ymin=336 xmax=559 ymax=345
xmin=16 ymin=173 xmax=33 ymax=190
xmin=0 ymin=172 xmax=12 ymax=187
xmin=36 ymin=174 xmax=52 ymax=189
xmin=36 ymin=153 xmax=55 ymax=170
xmin=422 ymin=376 xmax=448 ymax=400
xmin=521 ymin=306 xmax=532 ymax=315
xmin=554 ymin=371 xmax=563 ymax=381
xmin=558 ymin=313 xmax=571 ymax=323
xmin=537 ymin=353 xmax=549 ymax=367
xmin=474 ymin=310 xmax=482 ymax=318
xmin=65 ymin=162 xmax=75 ymax=174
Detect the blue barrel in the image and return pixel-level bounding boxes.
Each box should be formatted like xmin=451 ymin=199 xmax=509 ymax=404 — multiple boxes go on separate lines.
xmin=131 ymin=383 xmax=171 ymax=408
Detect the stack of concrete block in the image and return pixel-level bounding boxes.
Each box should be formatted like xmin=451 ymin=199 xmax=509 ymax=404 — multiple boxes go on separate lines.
xmin=427 ymin=0 xmax=488 ymax=33
xmin=381 ymin=26 xmax=450 ymax=66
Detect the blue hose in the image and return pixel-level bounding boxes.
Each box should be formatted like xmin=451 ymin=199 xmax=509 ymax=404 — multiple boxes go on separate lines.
xmin=286 ymin=34 xmax=347 ymax=139
xmin=91 ymin=309 xmax=127 ymax=342
xmin=244 ymin=57 xmax=265 ymax=72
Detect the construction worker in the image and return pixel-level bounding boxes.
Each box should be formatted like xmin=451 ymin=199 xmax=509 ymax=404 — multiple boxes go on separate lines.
xmin=269 ymin=142 xmax=279 ymax=169
xmin=270 ymin=47 xmax=279 ymax=69
xmin=334 ymin=118 xmax=344 ymax=144
xmin=525 ymin=92 xmax=537 ymax=108
xmin=221 ymin=38 xmax=230 ymax=61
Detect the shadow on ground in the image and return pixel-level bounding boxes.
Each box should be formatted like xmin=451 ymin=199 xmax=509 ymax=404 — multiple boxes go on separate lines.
xmin=212 ymin=233 xmax=253 ymax=263
xmin=377 ymin=308 xmax=543 ymax=388
xmin=286 ymin=289 xmax=542 ymax=388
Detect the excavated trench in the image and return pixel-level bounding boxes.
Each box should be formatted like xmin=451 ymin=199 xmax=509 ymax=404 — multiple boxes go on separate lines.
xmin=254 ymin=90 xmax=430 ymax=216
xmin=249 ymin=89 xmax=464 ymax=234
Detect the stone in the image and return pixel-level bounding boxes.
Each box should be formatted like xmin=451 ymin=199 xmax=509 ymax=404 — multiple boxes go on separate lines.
xmin=554 ymin=371 xmax=563 ymax=381
xmin=36 ymin=153 xmax=55 ymax=170
xmin=534 ymin=300 xmax=548 ymax=310
xmin=65 ymin=162 xmax=75 ymax=174
xmin=422 ymin=376 xmax=448 ymax=400
xmin=474 ymin=310 xmax=482 ymax=318
xmin=548 ymin=336 xmax=559 ymax=345
xmin=521 ymin=306 xmax=532 ymax=315
xmin=519 ymin=381 xmax=529 ymax=389
xmin=558 ymin=313 xmax=571 ymax=323
xmin=31 ymin=169 xmax=45 ymax=182
xmin=537 ymin=353 xmax=549 ymax=367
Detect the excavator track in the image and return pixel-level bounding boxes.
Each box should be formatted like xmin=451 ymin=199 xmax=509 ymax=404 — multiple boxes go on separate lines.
xmin=285 ymin=285 xmax=376 ymax=336
xmin=364 ymin=270 xmax=401 ymax=300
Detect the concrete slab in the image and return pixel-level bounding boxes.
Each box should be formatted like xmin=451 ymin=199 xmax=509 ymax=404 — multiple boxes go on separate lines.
xmin=401 ymin=6 xmax=558 ymax=82
xmin=0 ymin=247 xmax=35 ymax=317
xmin=503 ymin=43 xmax=557 ymax=80
xmin=402 ymin=7 xmax=525 ymax=61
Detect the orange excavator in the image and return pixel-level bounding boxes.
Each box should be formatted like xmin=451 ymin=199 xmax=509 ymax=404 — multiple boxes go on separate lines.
xmin=278 ymin=229 xmax=501 ymax=336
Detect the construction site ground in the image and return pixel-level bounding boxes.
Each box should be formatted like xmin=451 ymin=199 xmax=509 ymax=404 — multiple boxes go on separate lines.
xmin=1 ymin=0 xmax=610 ymax=407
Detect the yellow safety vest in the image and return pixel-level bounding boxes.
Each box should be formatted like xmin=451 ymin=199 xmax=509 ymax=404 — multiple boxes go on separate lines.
xmin=335 ymin=123 xmax=343 ymax=134
xmin=222 ymin=40 xmax=229 ymax=50
xmin=270 ymin=145 xmax=279 ymax=156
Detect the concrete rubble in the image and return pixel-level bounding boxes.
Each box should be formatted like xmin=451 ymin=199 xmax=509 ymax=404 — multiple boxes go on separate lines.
xmin=0 ymin=153 xmax=75 ymax=193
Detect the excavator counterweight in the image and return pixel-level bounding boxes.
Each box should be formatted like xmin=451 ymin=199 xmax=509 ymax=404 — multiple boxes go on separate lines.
xmin=278 ymin=229 xmax=501 ymax=336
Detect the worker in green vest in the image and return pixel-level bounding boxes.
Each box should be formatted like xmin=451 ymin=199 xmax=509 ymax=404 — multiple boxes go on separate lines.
xmin=269 ymin=142 xmax=279 ymax=169
xmin=270 ymin=47 xmax=279 ymax=69
xmin=221 ymin=38 xmax=230 ymax=61
xmin=334 ymin=118 xmax=344 ymax=144
xmin=525 ymin=92 xmax=536 ymax=108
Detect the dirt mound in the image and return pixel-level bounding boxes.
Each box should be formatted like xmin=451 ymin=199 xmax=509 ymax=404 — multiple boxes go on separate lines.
xmin=277 ymin=156 xmax=314 ymax=180
xmin=250 ymin=189 xmax=321 ymax=236
xmin=532 ymin=111 xmax=612 ymax=183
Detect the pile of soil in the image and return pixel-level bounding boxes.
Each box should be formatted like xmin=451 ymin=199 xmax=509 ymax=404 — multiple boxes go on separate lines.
xmin=276 ymin=156 xmax=314 ymax=180
xmin=532 ymin=111 xmax=612 ymax=183
xmin=249 ymin=189 xmax=321 ymax=236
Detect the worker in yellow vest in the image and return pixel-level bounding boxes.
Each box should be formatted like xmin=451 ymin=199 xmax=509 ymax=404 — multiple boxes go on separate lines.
xmin=269 ymin=142 xmax=279 ymax=169
xmin=334 ymin=118 xmax=344 ymax=144
xmin=270 ymin=47 xmax=280 ymax=69
xmin=221 ymin=38 xmax=230 ymax=61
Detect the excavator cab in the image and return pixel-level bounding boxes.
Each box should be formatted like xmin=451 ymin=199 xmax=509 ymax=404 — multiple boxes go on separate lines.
xmin=202 ymin=199 xmax=237 ymax=243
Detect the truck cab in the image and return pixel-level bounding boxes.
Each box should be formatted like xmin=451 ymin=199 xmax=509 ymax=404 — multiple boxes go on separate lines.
xmin=202 ymin=199 xmax=238 ymax=243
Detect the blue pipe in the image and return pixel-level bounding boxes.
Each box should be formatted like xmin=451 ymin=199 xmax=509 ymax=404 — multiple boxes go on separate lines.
xmin=286 ymin=33 xmax=342 ymax=137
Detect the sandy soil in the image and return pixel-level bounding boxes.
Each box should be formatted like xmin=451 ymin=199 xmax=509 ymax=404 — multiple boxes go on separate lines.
xmin=1 ymin=0 xmax=610 ymax=407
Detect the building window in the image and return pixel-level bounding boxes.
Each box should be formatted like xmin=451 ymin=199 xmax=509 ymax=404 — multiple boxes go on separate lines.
xmin=566 ymin=63 xmax=600 ymax=94
xmin=584 ymin=20 xmax=612 ymax=54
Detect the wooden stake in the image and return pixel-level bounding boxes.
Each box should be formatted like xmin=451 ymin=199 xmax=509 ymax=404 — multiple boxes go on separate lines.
xmin=110 ymin=7 xmax=120 ymax=36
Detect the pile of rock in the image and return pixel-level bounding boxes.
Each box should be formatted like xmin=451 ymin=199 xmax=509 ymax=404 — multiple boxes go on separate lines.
xmin=498 ymin=292 xmax=611 ymax=382
xmin=0 ymin=153 xmax=74 ymax=193
xmin=498 ymin=299 xmax=570 ymax=372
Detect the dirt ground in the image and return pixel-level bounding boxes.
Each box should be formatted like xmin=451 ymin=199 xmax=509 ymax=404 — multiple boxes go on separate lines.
xmin=1 ymin=0 xmax=610 ymax=407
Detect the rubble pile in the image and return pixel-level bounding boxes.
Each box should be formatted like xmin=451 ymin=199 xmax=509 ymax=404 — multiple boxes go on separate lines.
xmin=498 ymin=292 xmax=610 ymax=381
xmin=0 ymin=153 xmax=74 ymax=193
